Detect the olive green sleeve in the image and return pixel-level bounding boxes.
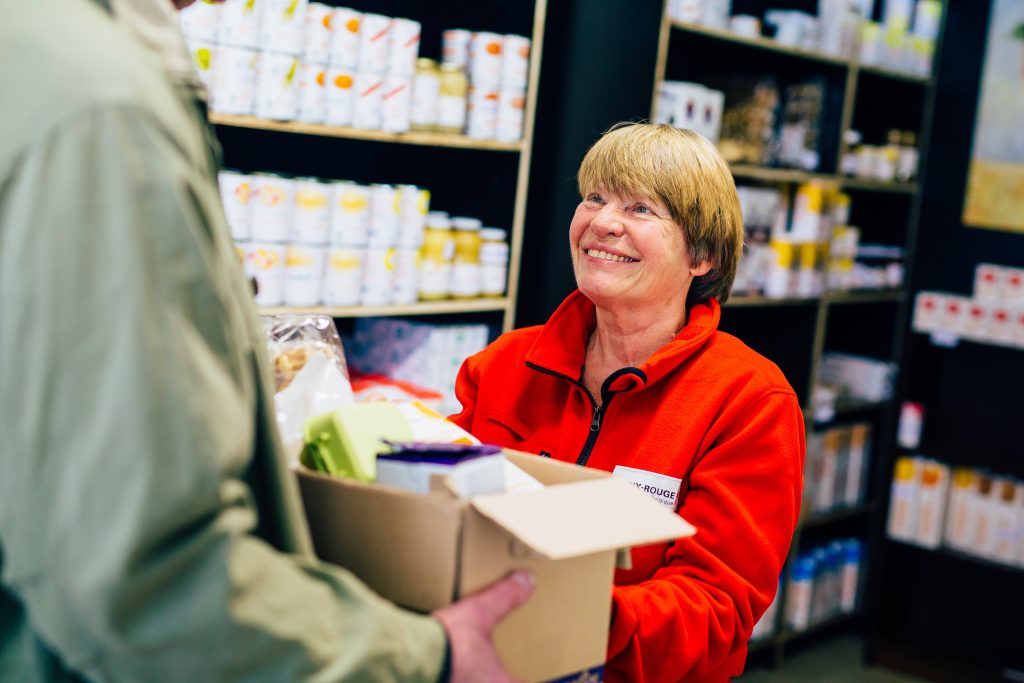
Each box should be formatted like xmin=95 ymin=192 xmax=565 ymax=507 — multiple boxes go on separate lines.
xmin=0 ymin=103 xmax=446 ymax=682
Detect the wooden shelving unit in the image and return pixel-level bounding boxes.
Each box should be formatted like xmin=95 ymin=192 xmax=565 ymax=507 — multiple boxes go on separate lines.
xmin=259 ymin=298 xmax=510 ymax=318
xmin=211 ymin=113 xmax=523 ymax=152
xmin=218 ymin=1 xmax=548 ymax=335
xmin=651 ymin=1 xmax=947 ymax=670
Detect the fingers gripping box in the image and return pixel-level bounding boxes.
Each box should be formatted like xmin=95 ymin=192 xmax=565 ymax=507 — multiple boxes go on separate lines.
xmin=296 ymin=450 xmax=695 ymax=682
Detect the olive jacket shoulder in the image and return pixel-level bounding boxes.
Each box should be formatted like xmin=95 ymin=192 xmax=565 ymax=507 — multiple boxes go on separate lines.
xmin=452 ymin=289 xmax=805 ymax=683
xmin=0 ymin=2 xmax=444 ymax=681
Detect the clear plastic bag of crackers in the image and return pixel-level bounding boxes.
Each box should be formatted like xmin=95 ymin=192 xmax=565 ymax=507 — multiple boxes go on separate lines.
xmin=263 ymin=315 xmax=355 ymax=458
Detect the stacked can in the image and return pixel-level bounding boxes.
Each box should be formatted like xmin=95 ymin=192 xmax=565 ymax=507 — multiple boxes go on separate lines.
xmin=254 ymin=0 xmax=308 ymax=120
xmin=179 ymin=0 xmax=222 ymax=90
xmin=284 ymin=178 xmax=330 ymax=305
xmin=246 ymin=172 xmax=294 ymax=306
xmin=295 ymin=3 xmax=332 ymax=123
xmin=439 ymin=30 xmax=530 ymax=141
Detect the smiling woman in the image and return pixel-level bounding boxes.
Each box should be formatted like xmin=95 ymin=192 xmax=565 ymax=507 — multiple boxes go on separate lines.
xmin=450 ymin=122 xmax=805 ymax=683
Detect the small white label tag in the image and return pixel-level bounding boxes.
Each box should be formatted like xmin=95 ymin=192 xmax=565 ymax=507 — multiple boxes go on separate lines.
xmin=612 ymin=466 xmax=683 ymax=512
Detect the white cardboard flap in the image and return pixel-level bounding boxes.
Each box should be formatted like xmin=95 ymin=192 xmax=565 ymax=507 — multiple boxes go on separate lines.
xmin=470 ymin=477 xmax=696 ymax=560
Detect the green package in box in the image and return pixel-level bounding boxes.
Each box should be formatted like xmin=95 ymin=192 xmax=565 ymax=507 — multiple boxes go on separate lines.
xmin=301 ymin=403 xmax=413 ymax=481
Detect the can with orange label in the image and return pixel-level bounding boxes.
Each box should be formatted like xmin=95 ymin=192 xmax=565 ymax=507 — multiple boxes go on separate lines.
xmin=325 ymin=65 xmax=356 ymax=126
xmin=466 ymin=82 xmax=499 ymax=140
xmin=303 ymin=2 xmax=333 ymax=65
xmin=297 ymin=62 xmax=327 ymax=123
xmin=469 ymin=32 xmax=503 ymax=85
xmin=329 ymin=8 xmax=361 ymax=67
xmin=500 ymin=35 xmax=531 ymax=90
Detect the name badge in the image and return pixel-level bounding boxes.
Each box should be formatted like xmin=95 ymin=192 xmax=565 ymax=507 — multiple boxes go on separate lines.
xmin=612 ymin=465 xmax=683 ymax=512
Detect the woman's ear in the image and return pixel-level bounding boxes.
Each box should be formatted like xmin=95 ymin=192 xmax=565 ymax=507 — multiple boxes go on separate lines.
xmin=689 ymin=260 xmax=712 ymax=277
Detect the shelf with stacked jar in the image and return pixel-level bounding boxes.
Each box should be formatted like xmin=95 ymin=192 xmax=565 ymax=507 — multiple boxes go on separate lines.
xmin=651 ymin=0 xmax=947 ymax=669
xmin=181 ymin=0 xmax=548 ymax=335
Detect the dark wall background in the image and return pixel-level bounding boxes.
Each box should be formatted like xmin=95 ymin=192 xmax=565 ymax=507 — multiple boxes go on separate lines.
xmin=870 ymin=2 xmax=1024 ymax=679
xmin=516 ymin=0 xmax=663 ymax=326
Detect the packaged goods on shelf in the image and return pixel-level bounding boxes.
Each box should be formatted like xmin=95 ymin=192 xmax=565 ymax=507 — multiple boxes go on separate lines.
xmin=732 ymin=186 xmax=782 ymax=296
xmin=818 ymin=353 xmax=897 ymax=403
xmin=912 ymin=263 xmax=1024 ymax=350
xmin=654 ymin=81 xmax=725 ymax=143
xmin=718 ymin=77 xmax=780 ymax=166
xmin=777 ymin=79 xmax=826 ymax=172
xmin=222 ymin=170 xmax=508 ymax=306
xmin=841 ymin=129 xmax=919 ymax=182
xmin=667 ymin=0 xmax=731 ymax=29
xmin=887 ymin=458 xmax=1024 ymax=567
xmin=785 ymin=539 xmax=864 ymax=632
xmin=804 ymin=423 xmax=872 ymax=517
xmin=345 ymin=318 xmax=489 ymax=415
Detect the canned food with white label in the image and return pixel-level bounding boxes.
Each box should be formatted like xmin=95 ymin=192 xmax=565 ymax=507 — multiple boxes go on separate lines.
xmin=329 ymin=7 xmax=361 ymax=67
xmin=360 ymin=246 xmax=396 ymax=306
xmin=247 ymin=241 xmax=286 ymax=306
xmin=368 ymin=184 xmax=400 ymax=246
xmin=442 ymin=29 xmax=472 ymax=70
xmin=469 ymin=32 xmax=503 ymax=85
xmin=211 ymin=45 xmax=258 ymax=116
xmin=303 ymin=2 xmax=333 ymax=65
xmin=500 ymin=34 xmax=531 ymax=90
xmin=323 ymin=247 xmax=364 ymax=306
xmin=466 ymin=83 xmax=499 ymax=140
xmin=325 ymin=65 xmax=356 ymax=126
xmin=329 ymin=182 xmax=371 ymax=245
xmin=357 ymin=13 xmax=392 ymax=73
xmin=251 ymin=173 xmax=294 ymax=242
xmin=187 ymin=39 xmax=216 ymax=90
xmin=218 ymin=170 xmax=253 ymax=241
xmin=297 ymin=62 xmax=327 ymax=123
xmin=494 ymin=88 xmax=525 ymax=142
xmin=259 ymin=0 xmax=308 ymax=56
xmin=388 ymin=18 xmax=421 ymax=76
xmin=179 ymin=0 xmax=221 ymax=43
xmin=410 ymin=58 xmax=440 ymax=131
xmin=284 ymin=244 xmax=327 ymax=306
xmin=255 ymin=51 xmax=300 ymax=120
xmin=217 ymin=0 xmax=261 ymax=50
xmin=352 ymin=70 xmax=385 ymax=129
xmin=381 ymin=73 xmax=412 ymax=133
xmin=291 ymin=178 xmax=331 ymax=245
xmin=392 ymin=247 xmax=421 ymax=305
xmin=398 ymin=185 xmax=429 ymax=247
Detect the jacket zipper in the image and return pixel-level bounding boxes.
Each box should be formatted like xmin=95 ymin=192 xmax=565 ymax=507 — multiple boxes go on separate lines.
xmin=524 ymin=361 xmax=610 ymax=467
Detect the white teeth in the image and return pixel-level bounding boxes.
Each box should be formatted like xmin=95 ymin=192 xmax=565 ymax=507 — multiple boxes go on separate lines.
xmin=586 ymin=249 xmax=635 ymax=263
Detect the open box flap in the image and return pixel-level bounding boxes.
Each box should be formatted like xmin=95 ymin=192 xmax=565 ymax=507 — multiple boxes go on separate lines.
xmin=469 ymin=477 xmax=696 ymax=560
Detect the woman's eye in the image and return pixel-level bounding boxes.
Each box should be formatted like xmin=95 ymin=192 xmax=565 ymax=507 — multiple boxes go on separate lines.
xmin=587 ymin=194 xmax=604 ymax=204
xmin=634 ymin=205 xmax=651 ymax=214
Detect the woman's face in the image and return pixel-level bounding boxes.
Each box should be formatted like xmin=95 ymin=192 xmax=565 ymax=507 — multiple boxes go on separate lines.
xmin=569 ymin=187 xmax=709 ymax=311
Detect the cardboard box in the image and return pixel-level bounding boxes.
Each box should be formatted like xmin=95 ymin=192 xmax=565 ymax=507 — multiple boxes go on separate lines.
xmin=297 ymin=450 xmax=695 ymax=682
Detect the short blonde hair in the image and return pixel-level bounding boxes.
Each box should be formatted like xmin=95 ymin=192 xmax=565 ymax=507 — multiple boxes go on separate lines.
xmin=576 ymin=122 xmax=744 ymax=306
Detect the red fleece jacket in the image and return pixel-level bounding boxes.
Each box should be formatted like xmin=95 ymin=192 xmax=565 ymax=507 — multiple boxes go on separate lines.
xmin=451 ymin=290 xmax=804 ymax=683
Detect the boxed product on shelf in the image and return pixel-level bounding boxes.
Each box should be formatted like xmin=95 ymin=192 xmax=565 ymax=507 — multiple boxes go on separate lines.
xmin=296 ymin=449 xmax=695 ymax=682
xmin=912 ymin=262 xmax=1024 ymax=350
xmin=888 ymin=458 xmax=1024 ymax=567
xmin=718 ymin=76 xmax=780 ymax=166
xmin=804 ymin=423 xmax=872 ymax=518
xmin=345 ymin=318 xmax=490 ymax=416
xmin=654 ymin=81 xmax=725 ymax=143
xmin=784 ymin=539 xmax=863 ymax=632
xmin=818 ymin=352 xmax=897 ymax=403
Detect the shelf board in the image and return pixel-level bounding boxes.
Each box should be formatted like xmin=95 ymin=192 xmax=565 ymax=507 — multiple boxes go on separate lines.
xmin=781 ymin=610 xmax=861 ymax=644
xmin=727 ymin=294 xmax=820 ymax=307
xmin=838 ymin=177 xmax=919 ymax=194
xmin=799 ymin=503 xmax=874 ymax=531
xmin=670 ymin=20 xmax=850 ymax=67
xmin=729 ymin=164 xmax=837 ymax=185
xmin=210 ymin=114 xmax=523 ymax=152
xmin=889 ymin=538 xmax=1024 ymax=577
xmin=825 ymin=289 xmax=905 ymax=305
xmin=856 ymin=64 xmax=933 ymax=85
xmin=259 ymin=299 xmax=510 ymax=318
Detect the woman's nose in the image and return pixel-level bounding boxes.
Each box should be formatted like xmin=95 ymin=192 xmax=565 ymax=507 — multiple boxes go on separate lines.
xmin=592 ymin=204 xmax=625 ymax=236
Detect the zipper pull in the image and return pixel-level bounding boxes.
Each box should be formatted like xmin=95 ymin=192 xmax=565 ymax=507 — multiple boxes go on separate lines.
xmin=590 ymin=405 xmax=604 ymax=432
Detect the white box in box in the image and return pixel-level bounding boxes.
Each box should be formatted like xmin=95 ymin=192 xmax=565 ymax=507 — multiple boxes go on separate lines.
xmin=936 ymin=294 xmax=968 ymax=336
xmin=974 ymin=263 xmax=1004 ymax=302
xmin=912 ymin=291 xmax=943 ymax=333
xmin=696 ymin=86 xmax=725 ymax=143
xmin=989 ymin=305 xmax=1016 ymax=346
xmin=963 ymin=299 xmax=992 ymax=343
xmin=1004 ymin=268 xmax=1024 ymax=307
xmin=297 ymin=451 xmax=694 ymax=682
